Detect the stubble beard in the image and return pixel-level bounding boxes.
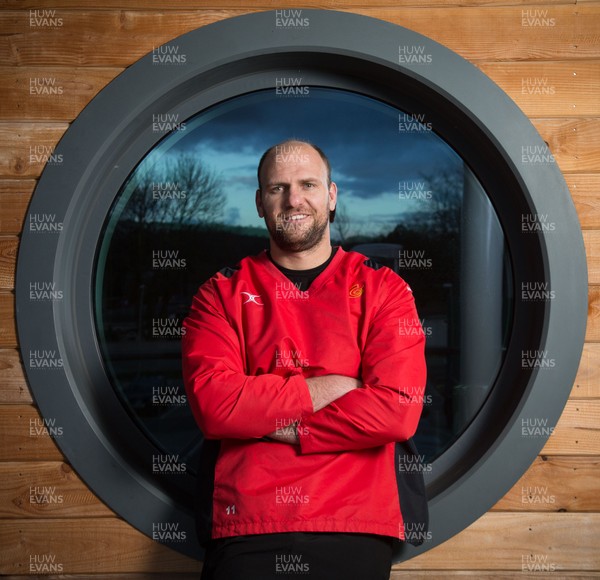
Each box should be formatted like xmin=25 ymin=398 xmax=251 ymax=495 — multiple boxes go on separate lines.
xmin=268 ymin=211 xmax=329 ymax=253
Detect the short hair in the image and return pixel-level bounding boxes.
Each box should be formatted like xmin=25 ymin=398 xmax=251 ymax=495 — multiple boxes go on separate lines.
xmin=256 ymin=139 xmax=332 ymax=190
xmin=256 ymin=139 xmax=335 ymax=222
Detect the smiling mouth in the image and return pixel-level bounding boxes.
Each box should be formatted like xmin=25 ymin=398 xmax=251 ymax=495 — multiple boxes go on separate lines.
xmin=281 ymin=213 xmax=310 ymax=222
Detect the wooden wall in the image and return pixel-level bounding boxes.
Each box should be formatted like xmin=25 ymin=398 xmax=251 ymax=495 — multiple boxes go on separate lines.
xmin=1 ymin=0 xmax=599 ymax=577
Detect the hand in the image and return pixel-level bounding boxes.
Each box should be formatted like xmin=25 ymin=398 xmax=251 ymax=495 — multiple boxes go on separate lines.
xmin=266 ymin=422 xmax=299 ymax=444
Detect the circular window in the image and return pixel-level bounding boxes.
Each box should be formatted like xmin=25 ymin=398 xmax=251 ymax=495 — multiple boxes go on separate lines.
xmin=95 ymin=87 xmax=511 ymax=474
xmin=16 ymin=10 xmax=587 ymax=562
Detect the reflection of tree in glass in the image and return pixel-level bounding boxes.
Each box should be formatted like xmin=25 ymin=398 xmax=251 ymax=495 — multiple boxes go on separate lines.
xmin=122 ymin=153 xmax=225 ymax=226
xmin=331 ymin=198 xmax=350 ymax=244
xmin=422 ymin=169 xmax=462 ymax=236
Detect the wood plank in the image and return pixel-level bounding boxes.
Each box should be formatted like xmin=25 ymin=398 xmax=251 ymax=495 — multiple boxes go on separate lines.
xmin=0 ymin=180 xmax=35 ymax=235
xmin=533 ymin=118 xmax=600 ymax=173
xmin=477 ymin=61 xmax=600 ymax=118
xmin=0 ymin=123 xmax=67 ymax=179
xmin=576 ymin=346 xmax=600 ymax=400
xmin=0 ymin=237 xmax=17 ymax=291
xmin=0 ymin=292 xmax=16 ymax=348
xmin=0 ymin=518 xmax=201 ymax=574
xmin=491 ymin=455 xmax=600 ymax=511
xmin=568 ymin=174 xmax=600 ymax=231
xmin=0 ymin=10 xmax=241 ymax=67
xmin=0 ymin=349 xmax=30 ymax=404
xmin=1 ymin=5 xmax=599 ymax=67
xmin=0 ymin=67 xmax=121 ymax=121
xmin=0 ymin=461 xmax=113 ymax=518
xmin=572 ymin=343 xmax=600 ymax=398
xmin=396 ymin=512 xmax=600 ymax=570
xmin=585 ymin=231 xmax=600 ymax=285
xmin=0 ymin=0 xmax=581 ymax=9
xmin=541 ymin=399 xmax=600 ymax=455
xmin=587 ymin=285 xmax=600 ymax=342
xmin=356 ymin=5 xmax=600 ymax=62
xmin=0 ymin=405 xmax=64 ymax=461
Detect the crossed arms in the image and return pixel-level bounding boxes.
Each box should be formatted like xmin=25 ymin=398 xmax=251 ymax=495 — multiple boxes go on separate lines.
xmin=181 ymin=277 xmax=426 ymax=454
xmin=266 ymin=375 xmax=362 ymax=443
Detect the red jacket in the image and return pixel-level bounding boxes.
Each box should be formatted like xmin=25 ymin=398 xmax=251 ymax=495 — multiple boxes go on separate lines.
xmin=182 ymin=248 xmax=427 ymax=543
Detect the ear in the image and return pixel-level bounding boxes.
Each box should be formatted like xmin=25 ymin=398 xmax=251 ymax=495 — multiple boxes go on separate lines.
xmin=255 ymin=189 xmax=264 ymax=217
xmin=328 ymin=181 xmax=338 ymax=213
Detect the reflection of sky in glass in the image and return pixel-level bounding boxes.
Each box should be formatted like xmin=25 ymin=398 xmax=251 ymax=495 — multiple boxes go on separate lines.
xmin=146 ymin=88 xmax=462 ymax=237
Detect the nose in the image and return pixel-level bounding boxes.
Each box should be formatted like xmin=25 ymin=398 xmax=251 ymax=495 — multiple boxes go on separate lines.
xmin=285 ymin=184 xmax=303 ymax=208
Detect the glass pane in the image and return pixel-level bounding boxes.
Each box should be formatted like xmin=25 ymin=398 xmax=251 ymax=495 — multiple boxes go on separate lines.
xmin=94 ymin=88 xmax=512 ymax=472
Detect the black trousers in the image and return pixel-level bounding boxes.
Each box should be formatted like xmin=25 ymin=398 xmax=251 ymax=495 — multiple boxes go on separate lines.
xmin=200 ymin=532 xmax=394 ymax=580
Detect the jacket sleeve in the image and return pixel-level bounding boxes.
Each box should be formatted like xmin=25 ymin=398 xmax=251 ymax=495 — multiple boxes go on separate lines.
xmin=298 ymin=275 xmax=426 ymax=454
xmin=181 ymin=279 xmax=314 ymax=440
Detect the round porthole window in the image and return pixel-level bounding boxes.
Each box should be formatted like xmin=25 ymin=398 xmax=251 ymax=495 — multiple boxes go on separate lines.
xmin=16 ymin=10 xmax=587 ymax=562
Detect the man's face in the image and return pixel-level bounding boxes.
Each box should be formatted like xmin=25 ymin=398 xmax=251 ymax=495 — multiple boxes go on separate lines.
xmin=256 ymin=143 xmax=337 ymax=253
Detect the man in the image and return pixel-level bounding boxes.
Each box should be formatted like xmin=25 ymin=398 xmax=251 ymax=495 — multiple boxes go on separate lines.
xmin=182 ymin=140 xmax=427 ymax=579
